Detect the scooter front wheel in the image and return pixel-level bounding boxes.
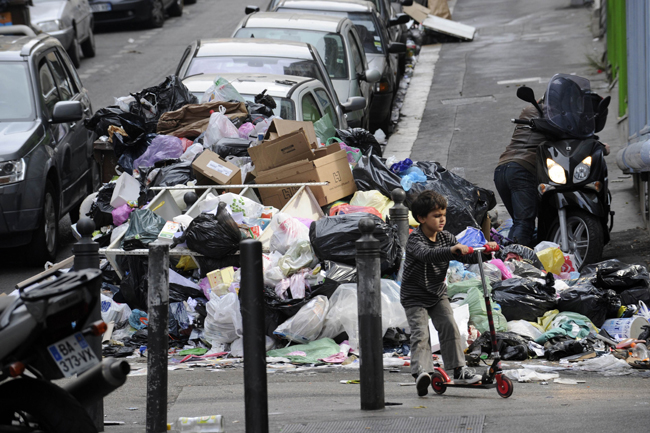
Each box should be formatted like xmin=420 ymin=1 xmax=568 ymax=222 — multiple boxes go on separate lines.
xmin=496 ymin=375 xmax=514 ymax=398
xmin=431 ymin=372 xmax=447 ymax=395
xmin=549 ymin=210 xmax=604 ymax=270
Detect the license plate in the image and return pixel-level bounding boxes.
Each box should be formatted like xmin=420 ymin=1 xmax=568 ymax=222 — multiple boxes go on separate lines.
xmin=48 ymin=333 xmax=99 ymax=377
xmin=90 ymin=3 xmax=112 ymax=12
xmin=0 ymin=11 xmax=12 ymax=26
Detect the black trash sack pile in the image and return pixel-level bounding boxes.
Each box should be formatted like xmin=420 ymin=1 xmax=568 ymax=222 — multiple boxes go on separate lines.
xmin=492 ymin=277 xmax=557 ymax=322
xmin=172 ymin=203 xmax=241 ymax=259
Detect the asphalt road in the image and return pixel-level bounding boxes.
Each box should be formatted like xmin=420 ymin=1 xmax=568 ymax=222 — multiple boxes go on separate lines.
xmin=0 ymin=0 xmax=267 ymax=292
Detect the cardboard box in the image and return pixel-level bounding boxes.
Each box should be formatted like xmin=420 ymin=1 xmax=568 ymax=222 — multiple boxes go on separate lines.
xmin=192 ymin=150 xmax=242 ymax=193
xmin=157 ymin=221 xmax=180 ymax=244
xmin=254 ymin=143 xmax=356 ymax=208
xmin=207 ymin=266 xmax=235 ymax=289
xmin=264 ymin=119 xmax=319 ymax=148
xmin=248 ymin=129 xmax=314 ymax=175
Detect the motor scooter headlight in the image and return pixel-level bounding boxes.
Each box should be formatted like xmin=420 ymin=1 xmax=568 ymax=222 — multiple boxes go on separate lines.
xmin=546 ymin=158 xmax=566 ymax=184
xmin=573 ymin=156 xmax=592 ymax=183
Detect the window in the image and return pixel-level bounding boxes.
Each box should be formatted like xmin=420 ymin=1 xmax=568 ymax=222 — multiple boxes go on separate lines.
xmin=0 ymin=63 xmax=34 ymax=121
xmin=46 ymin=51 xmax=74 ymax=101
xmin=348 ymin=31 xmax=365 ymax=75
xmin=314 ymin=88 xmax=339 ymax=128
xmin=39 ymin=59 xmax=60 ymax=116
xmin=301 ymin=93 xmax=322 ymax=122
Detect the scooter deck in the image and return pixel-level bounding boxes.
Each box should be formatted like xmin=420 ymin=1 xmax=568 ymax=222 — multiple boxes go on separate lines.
xmin=441 ymin=381 xmax=497 ymax=389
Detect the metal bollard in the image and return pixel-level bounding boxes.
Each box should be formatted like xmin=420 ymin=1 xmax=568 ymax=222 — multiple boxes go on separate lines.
xmin=389 ymin=188 xmax=410 ymax=249
xmin=355 ymin=218 xmax=385 ymax=411
xmin=146 ymin=242 xmax=170 ymax=433
xmin=73 ymin=217 xmax=104 ymax=431
xmin=240 ymin=239 xmax=269 ymax=433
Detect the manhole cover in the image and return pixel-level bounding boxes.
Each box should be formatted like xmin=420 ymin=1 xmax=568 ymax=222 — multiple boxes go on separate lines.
xmin=441 ymin=96 xmax=496 ymax=105
xmin=281 ymin=415 xmax=485 ymax=432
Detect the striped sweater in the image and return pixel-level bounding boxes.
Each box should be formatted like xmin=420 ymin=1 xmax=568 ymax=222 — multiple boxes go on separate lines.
xmin=400 ymin=228 xmax=479 ymax=309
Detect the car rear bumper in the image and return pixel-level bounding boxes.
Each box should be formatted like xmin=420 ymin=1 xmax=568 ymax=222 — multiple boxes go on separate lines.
xmin=90 ymin=0 xmax=152 ymax=24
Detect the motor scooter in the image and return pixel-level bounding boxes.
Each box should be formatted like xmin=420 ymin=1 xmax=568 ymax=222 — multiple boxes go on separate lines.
xmin=0 ymin=268 xmax=130 ymax=433
xmin=511 ymin=74 xmax=614 ymax=270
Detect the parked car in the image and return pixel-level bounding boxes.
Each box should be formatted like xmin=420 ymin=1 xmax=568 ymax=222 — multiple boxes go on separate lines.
xmin=175 ymin=38 xmax=371 ymax=128
xmin=232 ymin=12 xmax=378 ymax=129
xmin=270 ymin=0 xmax=407 ymax=132
xmin=0 ymin=27 xmax=99 ymax=263
xmin=183 ymin=73 xmax=356 ymax=129
xmin=87 ymin=0 xmax=184 ymax=28
xmin=30 ymin=0 xmax=95 ymax=68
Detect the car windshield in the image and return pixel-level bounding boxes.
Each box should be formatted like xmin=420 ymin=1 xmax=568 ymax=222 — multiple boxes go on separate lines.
xmin=187 ymin=56 xmax=327 ymax=86
xmin=234 ymin=29 xmax=348 ymax=79
xmin=189 ymin=91 xmax=295 ymax=119
xmin=0 ymin=63 xmax=34 ymax=121
xmin=276 ymin=9 xmax=383 ymax=54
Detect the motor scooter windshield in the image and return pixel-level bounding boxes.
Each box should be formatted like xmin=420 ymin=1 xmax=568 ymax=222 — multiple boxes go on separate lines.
xmin=544 ymin=74 xmax=595 ymax=138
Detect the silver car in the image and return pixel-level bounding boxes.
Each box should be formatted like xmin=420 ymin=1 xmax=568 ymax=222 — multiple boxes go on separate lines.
xmin=30 ymin=0 xmax=95 ymax=68
xmin=233 ymin=12 xmax=379 ymax=130
xmin=175 ymin=38 xmax=366 ymax=128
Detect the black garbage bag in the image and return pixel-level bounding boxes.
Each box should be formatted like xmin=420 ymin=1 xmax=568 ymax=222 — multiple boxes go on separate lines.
xmin=309 ymin=213 xmax=401 ymax=273
xmin=619 ymin=287 xmax=650 ymax=306
xmin=150 ymin=159 xmax=195 ymax=187
xmin=582 ymin=259 xmax=650 ymax=293
xmin=353 ymin=155 xmax=402 ymax=199
xmin=88 ymin=183 xmax=115 ymax=227
xmin=119 ymin=256 xmax=148 ymax=310
xmin=84 ymin=106 xmax=127 ymax=136
xmin=113 ymin=132 xmax=155 ymax=175
xmin=408 ymin=161 xmax=496 ymax=235
xmin=213 ymin=137 xmax=251 ymax=158
xmin=130 ymin=75 xmax=198 ymax=132
xmin=169 ymin=302 xmax=190 ymax=337
xmin=496 ymin=244 xmax=544 ymax=269
xmin=492 ymin=278 xmax=556 ymax=322
xmin=323 ymin=260 xmax=357 ymax=283
xmin=557 ymin=282 xmax=614 ymax=327
xmin=169 ymin=281 xmax=205 ymax=303
xmin=336 ymin=128 xmax=382 ymax=156
xmin=246 ymin=100 xmax=274 ymax=118
xmin=544 ymin=338 xmax=592 ymax=361
xmin=263 ymin=278 xmax=340 ymax=319
xmin=126 ymin=329 xmax=148 ymax=347
xmin=121 ymin=209 xmax=167 ymax=251
xmin=466 ymin=331 xmax=532 ymax=363
xmin=174 ymin=203 xmax=240 ymax=259
xmin=195 ymin=255 xmax=241 ymax=279
xmin=508 ymin=260 xmax=546 ymax=279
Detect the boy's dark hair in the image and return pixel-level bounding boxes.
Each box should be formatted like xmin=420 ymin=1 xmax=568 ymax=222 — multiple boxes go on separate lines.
xmin=411 ymin=190 xmax=447 ymax=220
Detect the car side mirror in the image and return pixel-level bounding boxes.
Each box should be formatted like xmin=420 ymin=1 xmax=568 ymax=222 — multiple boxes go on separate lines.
xmin=341 ymin=96 xmax=366 ymax=113
xmin=244 ymin=5 xmax=260 ymax=14
xmin=360 ymin=69 xmax=381 ymax=83
xmin=51 ymin=101 xmax=83 ymax=124
xmin=389 ymin=13 xmax=410 ymax=27
xmin=388 ymin=42 xmax=406 ymax=54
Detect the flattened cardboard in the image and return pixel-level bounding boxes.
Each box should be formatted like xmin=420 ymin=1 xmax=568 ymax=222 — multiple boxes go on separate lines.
xmin=254 ymin=143 xmax=356 ymax=208
xmin=249 ymin=129 xmax=314 ymax=174
xmin=264 ymin=119 xmax=319 ymax=148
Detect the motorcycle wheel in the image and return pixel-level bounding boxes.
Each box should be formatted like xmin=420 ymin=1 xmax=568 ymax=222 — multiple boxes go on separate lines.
xmin=549 ymin=210 xmax=604 ymax=271
xmin=0 ymin=377 xmax=98 ymax=433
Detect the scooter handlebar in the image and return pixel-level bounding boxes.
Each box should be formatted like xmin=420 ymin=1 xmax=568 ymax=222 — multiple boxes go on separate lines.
xmin=511 ymin=118 xmax=532 ymax=125
xmin=466 ymin=244 xmax=500 ymax=254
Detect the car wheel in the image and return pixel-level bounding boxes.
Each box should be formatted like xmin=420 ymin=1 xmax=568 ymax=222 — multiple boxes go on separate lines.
xmin=28 ymin=181 xmax=59 ymax=265
xmin=68 ymin=33 xmax=81 ymax=68
xmin=147 ymin=0 xmax=165 ymax=28
xmin=81 ymin=26 xmax=96 ymax=58
xmin=168 ymin=0 xmax=184 ymax=17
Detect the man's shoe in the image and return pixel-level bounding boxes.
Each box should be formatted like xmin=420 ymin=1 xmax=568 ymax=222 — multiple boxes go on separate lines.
xmin=416 ymin=373 xmax=431 ymax=396
xmin=453 ymin=366 xmax=481 ymax=384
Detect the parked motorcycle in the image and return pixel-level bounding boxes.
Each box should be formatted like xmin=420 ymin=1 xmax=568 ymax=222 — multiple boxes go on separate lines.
xmin=512 ymin=73 xmax=613 ymax=270
xmin=0 ymin=268 xmax=130 ymax=433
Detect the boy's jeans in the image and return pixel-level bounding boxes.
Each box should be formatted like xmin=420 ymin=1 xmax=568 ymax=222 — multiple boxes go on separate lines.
xmin=405 ymin=296 xmax=466 ymax=378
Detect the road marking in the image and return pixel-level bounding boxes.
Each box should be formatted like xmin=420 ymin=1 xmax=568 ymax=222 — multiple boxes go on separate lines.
xmin=497 ymin=77 xmax=542 ymax=85
xmin=111 ymin=54 xmax=124 ymax=59
xmin=384 ymin=44 xmax=441 ymax=161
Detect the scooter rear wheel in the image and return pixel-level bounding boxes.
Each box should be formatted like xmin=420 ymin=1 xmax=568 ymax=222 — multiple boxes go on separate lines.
xmin=496 ymin=375 xmax=514 ymax=398
xmin=431 ymin=372 xmax=447 ymax=395
xmin=0 ymin=377 xmax=98 ymax=433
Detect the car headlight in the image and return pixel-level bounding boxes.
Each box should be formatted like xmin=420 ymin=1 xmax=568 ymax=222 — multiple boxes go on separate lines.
xmin=36 ymin=20 xmax=62 ymax=33
xmin=573 ymin=156 xmax=592 ymax=183
xmin=546 ymin=158 xmax=566 ymax=184
xmin=0 ymin=159 xmax=26 ymax=185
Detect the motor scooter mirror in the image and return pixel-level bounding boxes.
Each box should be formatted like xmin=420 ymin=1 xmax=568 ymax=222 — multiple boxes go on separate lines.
xmin=516 ymin=86 xmax=543 ymax=116
xmin=598 ymin=95 xmax=611 ymax=114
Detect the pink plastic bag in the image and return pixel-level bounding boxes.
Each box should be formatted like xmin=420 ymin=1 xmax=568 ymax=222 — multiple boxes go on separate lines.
xmin=134 ymin=135 xmax=184 ymax=168
xmin=238 ymin=122 xmax=255 ymax=140
xmin=488 ymin=259 xmax=513 ymax=280
xmin=180 ymin=137 xmax=193 ymax=151
xmin=112 ymin=204 xmax=134 ymax=226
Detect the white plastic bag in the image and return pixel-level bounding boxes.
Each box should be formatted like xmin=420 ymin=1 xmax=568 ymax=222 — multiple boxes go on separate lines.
xmin=429 ymin=303 xmax=470 ymax=353
xmin=204 ymin=292 xmax=243 ymax=344
xmin=274 ymin=295 xmax=330 ymax=343
xmin=278 ymin=241 xmax=315 ymax=276
xmin=201 ymin=76 xmax=245 ymax=104
xmin=534 ymin=241 xmax=561 ymax=253
xmin=507 ymin=320 xmax=543 ymax=340
xmin=216 ymin=193 xmax=264 ymax=218
xmin=100 ymin=294 xmax=132 ymax=324
xmin=269 ymin=213 xmax=310 ymax=255
xmin=203 ymin=105 xmax=240 ymax=147
xmin=180 ymin=143 xmax=204 ymax=162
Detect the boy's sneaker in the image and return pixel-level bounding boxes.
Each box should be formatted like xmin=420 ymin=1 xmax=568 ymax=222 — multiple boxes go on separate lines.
xmin=453 ymin=366 xmax=481 ymax=384
xmin=415 ymin=373 xmax=431 ymax=396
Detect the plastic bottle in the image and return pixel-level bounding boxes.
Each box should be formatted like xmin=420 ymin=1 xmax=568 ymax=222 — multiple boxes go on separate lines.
xmin=629 ymin=342 xmax=649 ymax=361
xmin=167 ymin=415 xmax=225 ymax=432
